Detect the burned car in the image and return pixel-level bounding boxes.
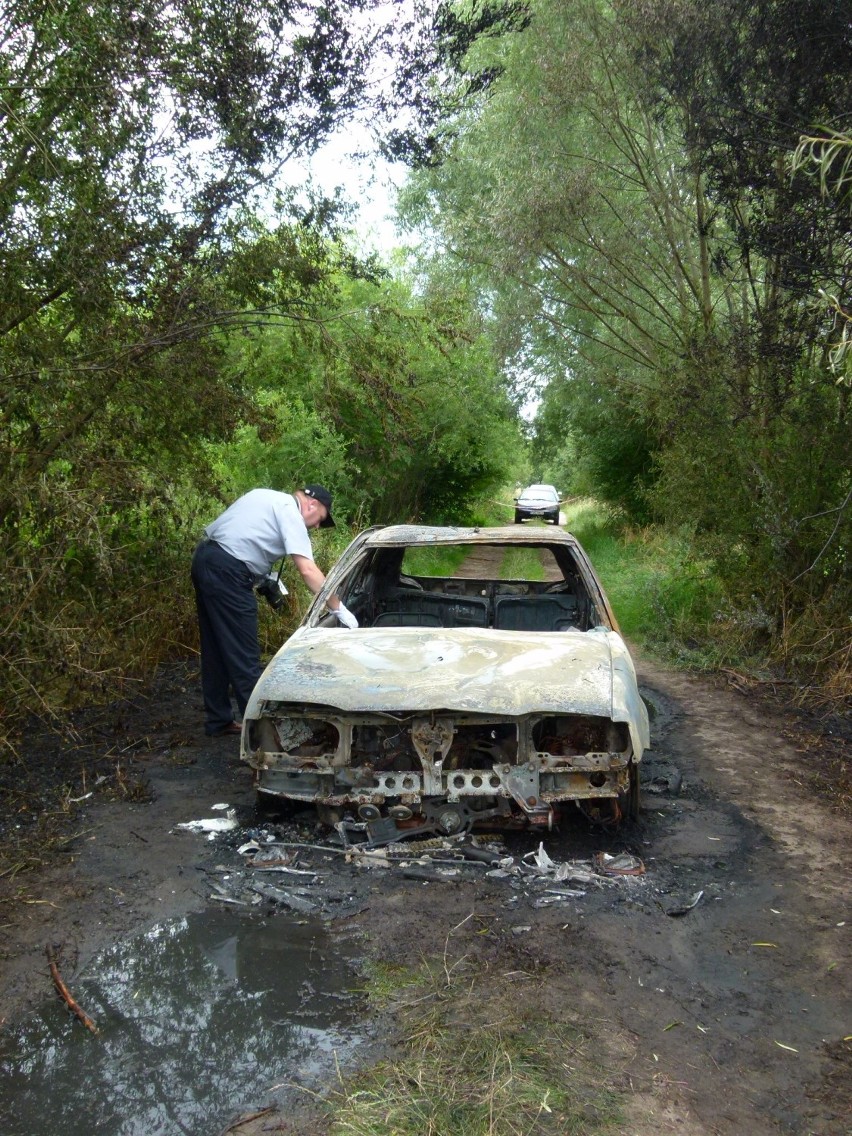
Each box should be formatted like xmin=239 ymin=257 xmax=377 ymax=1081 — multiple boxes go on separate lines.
xmin=241 ymin=526 xmax=649 ymax=843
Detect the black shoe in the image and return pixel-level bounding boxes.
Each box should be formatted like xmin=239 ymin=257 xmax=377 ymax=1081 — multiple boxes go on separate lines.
xmin=208 ymin=720 xmax=242 ymax=737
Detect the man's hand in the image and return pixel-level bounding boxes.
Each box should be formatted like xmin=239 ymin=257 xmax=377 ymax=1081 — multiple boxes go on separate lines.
xmin=334 ymin=603 xmax=359 ymax=629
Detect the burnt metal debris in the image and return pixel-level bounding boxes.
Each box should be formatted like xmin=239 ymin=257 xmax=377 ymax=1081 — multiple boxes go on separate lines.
xmin=187 ymin=819 xmax=653 ymax=917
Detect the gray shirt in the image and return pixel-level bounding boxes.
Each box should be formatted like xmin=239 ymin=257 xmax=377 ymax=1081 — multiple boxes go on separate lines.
xmin=205 ymin=489 xmax=313 ymax=577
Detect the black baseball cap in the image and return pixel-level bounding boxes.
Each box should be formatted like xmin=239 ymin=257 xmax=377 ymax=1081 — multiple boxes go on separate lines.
xmin=303 ymin=484 xmax=335 ymax=527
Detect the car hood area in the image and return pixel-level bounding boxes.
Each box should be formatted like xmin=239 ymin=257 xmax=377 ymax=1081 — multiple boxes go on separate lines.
xmin=246 ymin=626 xmax=650 ymax=758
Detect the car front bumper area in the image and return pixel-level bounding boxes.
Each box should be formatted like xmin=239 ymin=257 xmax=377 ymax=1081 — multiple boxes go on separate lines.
xmin=515 ymin=503 xmax=559 ymax=521
xmin=245 ymin=707 xmax=636 ymax=842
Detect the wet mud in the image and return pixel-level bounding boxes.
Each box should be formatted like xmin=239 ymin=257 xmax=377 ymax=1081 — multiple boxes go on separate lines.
xmin=1 ymin=910 xmax=362 ymax=1135
xmin=0 ymin=554 xmax=849 ymax=1134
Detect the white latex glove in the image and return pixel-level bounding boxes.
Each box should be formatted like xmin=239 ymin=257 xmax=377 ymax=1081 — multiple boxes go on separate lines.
xmin=333 ymin=602 xmax=359 ymax=629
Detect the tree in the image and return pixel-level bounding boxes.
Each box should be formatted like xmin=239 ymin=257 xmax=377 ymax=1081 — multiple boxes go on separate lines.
xmin=398 ymin=0 xmax=717 ymax=512
xmin=0 ymin=0 xmax=458 ymax=735
xmin=617 ymin=0 xmax=851 ymax=638
xmin=0 ymin=1 xmax=427 ymax=495
xmin=790 ymin=127 xmax=852 ymax=384
xmin=215 ymin=267 xmax=523 ymax=525
xmin=396 ymin=0 xmax=851 ymax=679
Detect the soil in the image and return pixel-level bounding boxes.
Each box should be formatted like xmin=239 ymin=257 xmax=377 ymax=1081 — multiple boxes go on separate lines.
xmin=0 ymin=546 xmax=849 ymax=1135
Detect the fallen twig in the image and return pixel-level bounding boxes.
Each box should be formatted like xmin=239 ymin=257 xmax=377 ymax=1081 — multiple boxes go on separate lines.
xmin=45 ymin=945 xmax=99 ymax=1034
xmin=0 ymin=857 xmax=46 ymax=880
xmin=52 ymin=827 xmax=97 ymax=848
xmin=218 ymin=1105 xmax=275 ymax=1134
xmin=721 ymin=668 xmax=797 ymax=686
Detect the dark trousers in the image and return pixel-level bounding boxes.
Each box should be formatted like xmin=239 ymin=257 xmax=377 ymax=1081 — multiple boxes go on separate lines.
xmin=191 ymin=540 xmax=263 ymax=734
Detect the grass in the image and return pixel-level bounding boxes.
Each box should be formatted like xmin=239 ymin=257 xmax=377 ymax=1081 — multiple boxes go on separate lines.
xmin=499 ymin=547 xmax=547 ymax=582
xmin=402 ymin=543 xmax=478 ymax=578
xmin=399 ymin=540 xmax=549 ymax=583
xmin=323 ymin=949 xmax=623 ymax=1136
xmin=400 ymin=497 xmax=550 ymax=582
xmin=561 ymin=499 xmax=731 ymax=667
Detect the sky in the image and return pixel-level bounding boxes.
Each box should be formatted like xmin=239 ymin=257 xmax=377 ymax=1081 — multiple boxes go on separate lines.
xmin=288 ymin=129 xmax=411 ymax=257
xmin=289 ymin=127 xmax=542 ymax=422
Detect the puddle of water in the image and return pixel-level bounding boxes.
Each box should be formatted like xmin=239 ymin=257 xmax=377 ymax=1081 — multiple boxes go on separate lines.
xmin=0 ymin=909 xmax=364 ymax=1135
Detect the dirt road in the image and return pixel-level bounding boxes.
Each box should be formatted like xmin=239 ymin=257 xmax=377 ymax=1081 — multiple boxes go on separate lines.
xmin=0 ymin=637 xmax=849 ymax=1133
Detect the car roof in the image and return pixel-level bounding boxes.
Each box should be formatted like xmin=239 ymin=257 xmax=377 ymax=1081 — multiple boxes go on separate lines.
xmin=523 ymin=483 xmax=557 ymax=492
xmin=314 ymin=524 xmax=620 ymax=633
xmin=359 ymin=524 xmax=579 ymax=548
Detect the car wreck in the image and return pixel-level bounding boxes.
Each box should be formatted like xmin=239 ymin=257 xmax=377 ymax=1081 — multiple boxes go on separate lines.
xmin=241 ymin=525 xmax=649 ymax=844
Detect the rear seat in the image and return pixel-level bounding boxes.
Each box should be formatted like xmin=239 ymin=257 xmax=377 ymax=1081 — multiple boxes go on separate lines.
xmin=373 ymin=588 xmax=581 ymax=632
xmin=492 ymin=594 xmax=579 ymax=632
xmin=372 ymin=610 xmax=443 ymax=627
xmin=374 ymin=589 xmax=488 ymax=628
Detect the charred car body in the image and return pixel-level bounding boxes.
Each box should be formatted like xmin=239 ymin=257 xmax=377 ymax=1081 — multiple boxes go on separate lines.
xmin=241 ymin=526 xmax=649 ymax=842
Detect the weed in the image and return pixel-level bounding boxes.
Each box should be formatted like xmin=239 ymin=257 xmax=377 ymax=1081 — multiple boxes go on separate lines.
xmin=102 ymin=763 xmax=152 ymax=803
xmin=563 ymin=500 xmax=732 ymax=667
xmin=500 ymin=547 xmax=547 ymax=582
xmin=402 ymin=543 xmax=475 ymax=578
xmin=324 ymin=943 xmax=622 ymax=1136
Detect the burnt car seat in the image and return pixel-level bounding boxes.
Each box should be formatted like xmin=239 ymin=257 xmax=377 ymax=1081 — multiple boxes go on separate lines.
xmin=492 ymin=594 xmax=579 ymax=632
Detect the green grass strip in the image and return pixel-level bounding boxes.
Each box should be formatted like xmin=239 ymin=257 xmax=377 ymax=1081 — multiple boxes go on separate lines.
xmin=499 ymin=546 xmax=547 ymax=582
xmin=325 ymin=959 xmax=623 ymax=1136
xmin=562 ymin=500 xmax=731 ymax=667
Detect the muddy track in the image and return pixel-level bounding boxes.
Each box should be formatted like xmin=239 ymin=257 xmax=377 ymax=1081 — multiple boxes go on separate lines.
xmin=0 ymin=543 xmax=848 ymax=1135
